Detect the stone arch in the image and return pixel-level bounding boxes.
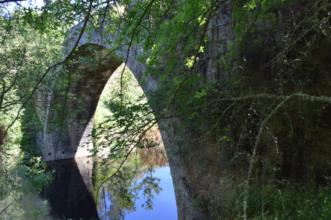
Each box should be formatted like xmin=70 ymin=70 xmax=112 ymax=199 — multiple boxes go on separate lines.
xmin=35 ymin=22 xmax=202 ymax=219
xmin=37 ymin=42 xmax=156 ymax=161
xmin=34 ymin=20 xmax=161 ymax=161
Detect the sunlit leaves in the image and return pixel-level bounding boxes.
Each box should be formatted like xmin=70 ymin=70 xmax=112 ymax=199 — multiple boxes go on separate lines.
xmin=93 ymin=66 xmax=156 ymax=160
xmin=185 ymin=55 xmax=195 ymax=69
xmin=243 ymin=1 xmax=258 ymax=10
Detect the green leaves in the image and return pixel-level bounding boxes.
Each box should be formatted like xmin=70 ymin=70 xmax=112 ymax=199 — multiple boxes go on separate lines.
xmin=235 ymin=185 xmax=331 ymax=219
xmin=93 ymin=65 xmax=156 ymax=160
xmin=194 ymin=89 xmax=208 ymax=99
xmin=243 ymin=0 xmax=258 ymax=10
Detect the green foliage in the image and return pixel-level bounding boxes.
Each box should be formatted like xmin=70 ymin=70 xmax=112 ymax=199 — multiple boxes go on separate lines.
xmin=0 ymin=3 xmax=67 ymax=218
xmin=0 ymin=0 xmax=330 ymax=218
xmin=93 ymin=64 xmax=156 ymax=158
xmin=233 ymin=185 xmax=331 ymax=219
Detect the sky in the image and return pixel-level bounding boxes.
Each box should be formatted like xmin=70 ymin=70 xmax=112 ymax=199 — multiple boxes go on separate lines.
xmin=2 ymin=0 xmax=45 ymax=13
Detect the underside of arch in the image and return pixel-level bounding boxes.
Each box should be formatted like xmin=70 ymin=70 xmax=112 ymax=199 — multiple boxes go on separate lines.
xmin=38 ymin=44 xmax=122 ymax=161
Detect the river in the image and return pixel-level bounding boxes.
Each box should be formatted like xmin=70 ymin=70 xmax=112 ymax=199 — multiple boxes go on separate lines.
xmin=42 ymin=154 xmax=177 ymax=220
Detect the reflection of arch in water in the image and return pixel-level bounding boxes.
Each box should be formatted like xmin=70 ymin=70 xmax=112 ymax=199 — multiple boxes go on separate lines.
xmin=42 ymin=158 xmax=98 ymax=219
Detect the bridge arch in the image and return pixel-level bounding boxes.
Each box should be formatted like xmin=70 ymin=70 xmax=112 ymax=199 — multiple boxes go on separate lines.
xmin=36 ymin=41 xmax=157 ymax=160
xmin=34 ymin=22 xmax=202 ymax=219
xmin=32 ymin=18 xmax=161 ymax=161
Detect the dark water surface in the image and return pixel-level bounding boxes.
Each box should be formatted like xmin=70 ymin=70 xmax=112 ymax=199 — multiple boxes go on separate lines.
xmin=42 ymin=157 xmax=177 ymax=220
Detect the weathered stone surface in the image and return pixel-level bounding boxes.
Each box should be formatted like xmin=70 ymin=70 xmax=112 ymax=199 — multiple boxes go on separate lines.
xmin=207 ymin=0 xmax=233 ymax=82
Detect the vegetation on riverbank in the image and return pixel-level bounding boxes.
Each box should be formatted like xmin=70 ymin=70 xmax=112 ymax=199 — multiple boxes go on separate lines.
xmin=0 ymin=0 xmax=330 ymax=218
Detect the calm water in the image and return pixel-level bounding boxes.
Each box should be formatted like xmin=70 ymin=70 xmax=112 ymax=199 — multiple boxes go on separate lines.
xmin=42 ymin=157 xmax=177 ymax=220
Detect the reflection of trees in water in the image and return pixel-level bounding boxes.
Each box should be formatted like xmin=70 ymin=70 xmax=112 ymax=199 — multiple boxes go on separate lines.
xmin=138 ymin=146 xmax=168 ymax=168
xmin=95 ymin=146 xmax=167 ymax=220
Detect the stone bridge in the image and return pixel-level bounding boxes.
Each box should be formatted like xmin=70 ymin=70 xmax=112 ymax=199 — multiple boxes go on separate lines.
xmin=34 ymin=4 xmax=232 ymax=219
xmin=35 ymin=21 xmax=159 ymax=161
xmin=32 ymin=1 xmax=331 ymax=218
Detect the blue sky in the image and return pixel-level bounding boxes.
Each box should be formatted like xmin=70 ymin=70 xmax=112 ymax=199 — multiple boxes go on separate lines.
xmin=3 ymin=0 xmax=44 ymax=12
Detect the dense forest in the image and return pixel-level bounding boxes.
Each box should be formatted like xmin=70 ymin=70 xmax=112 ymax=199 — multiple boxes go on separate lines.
xmin=0 ymin=0 xmax=331 ymax=219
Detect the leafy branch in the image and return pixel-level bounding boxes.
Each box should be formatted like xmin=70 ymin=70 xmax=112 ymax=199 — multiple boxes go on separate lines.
xmin=4 ymin=0 xmax=94 ymax=135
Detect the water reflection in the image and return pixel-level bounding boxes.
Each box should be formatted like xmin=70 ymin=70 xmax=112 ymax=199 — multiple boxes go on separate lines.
xmin=125 ymin=166 xmax=177 ymax=220
xmin=98 ymin=166 xmax=177 ymax=220
xmin=42 ymin=148 xmax=177 ymax=220
xmin=42 ymin=158 xmax=98 ymax=219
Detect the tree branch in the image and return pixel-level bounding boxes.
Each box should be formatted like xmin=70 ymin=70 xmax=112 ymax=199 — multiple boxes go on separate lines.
xmin=4 ymin=0 xmax=94 ymax=135
xmin=119 ymin=0 xmax=156 ymax=111
xmin=0 ymin=0 xmax=24 ymax=4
